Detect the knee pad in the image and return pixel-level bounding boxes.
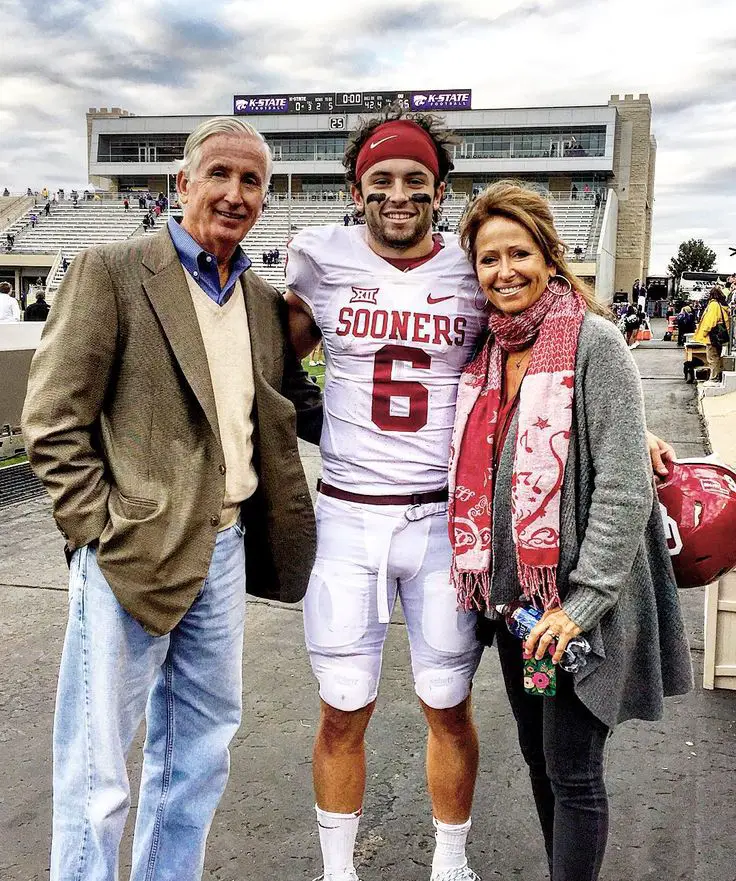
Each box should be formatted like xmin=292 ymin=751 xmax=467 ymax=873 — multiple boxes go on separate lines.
xmin=414 ymin=668 xmax=471 ymax=710
xmin=318 ymin=666 xmax=377 ymax=713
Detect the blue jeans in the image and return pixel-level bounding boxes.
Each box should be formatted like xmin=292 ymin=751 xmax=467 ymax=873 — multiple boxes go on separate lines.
xmin=51 ymin=523 xmax=247 ymax=881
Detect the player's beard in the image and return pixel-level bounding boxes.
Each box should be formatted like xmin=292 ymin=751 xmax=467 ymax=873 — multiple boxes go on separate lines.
xmin=364 ymin=204 xmax=433 ymax=253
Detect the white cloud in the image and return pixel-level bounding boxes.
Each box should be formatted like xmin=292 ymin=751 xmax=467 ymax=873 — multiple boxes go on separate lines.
xmin=0 ymin=0 xmax=735 ymax=273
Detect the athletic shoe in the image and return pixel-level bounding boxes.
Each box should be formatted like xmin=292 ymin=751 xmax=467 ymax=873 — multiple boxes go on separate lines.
xmin=430 ymin=866 xmax=481 ymax=881
xmin=310 ymin=872 xmax=361 ymax=881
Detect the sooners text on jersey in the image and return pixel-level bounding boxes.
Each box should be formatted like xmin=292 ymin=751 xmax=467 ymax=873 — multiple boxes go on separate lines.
xmin=287 ymin=225 xmax=486 ymax=494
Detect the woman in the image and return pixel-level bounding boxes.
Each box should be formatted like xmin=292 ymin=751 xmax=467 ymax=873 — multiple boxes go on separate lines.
xmin=448 ymin=182 xmax=693 ymax=881
xmin=692 ymin=287 xmax=730 ymax=381
xmin=676 ymin=304 xmax=696 ymax=346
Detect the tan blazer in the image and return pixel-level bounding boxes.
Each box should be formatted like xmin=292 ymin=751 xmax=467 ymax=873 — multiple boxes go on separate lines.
xmin=22 ymin=229 xmax=320 ymax=636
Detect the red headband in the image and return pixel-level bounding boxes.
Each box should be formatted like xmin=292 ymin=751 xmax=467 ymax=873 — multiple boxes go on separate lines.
xmin=355 ymin=120 xmax=441 ymax=184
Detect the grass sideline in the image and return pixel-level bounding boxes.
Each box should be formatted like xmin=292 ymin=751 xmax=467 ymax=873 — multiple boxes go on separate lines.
xmin=0 ymin=454 xmax=28 ymax=468
xmin=303 ymin=357 xmax=325 ymax=390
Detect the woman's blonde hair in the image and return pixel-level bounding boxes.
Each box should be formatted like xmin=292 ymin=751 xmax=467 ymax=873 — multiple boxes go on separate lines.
xmin=459 ymin=180 xmax=611 ymax=318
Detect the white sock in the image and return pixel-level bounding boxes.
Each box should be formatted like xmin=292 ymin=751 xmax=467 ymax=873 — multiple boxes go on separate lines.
xmin=431 ymin=816 xmax=471 ymax=874
xmin=316 ymin=804 xmax=361 ymax=879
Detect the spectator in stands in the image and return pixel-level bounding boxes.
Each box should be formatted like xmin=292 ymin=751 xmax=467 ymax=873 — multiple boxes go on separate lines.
xmin=142 ymin=214 xmax=151 ymax=232
xmin=30 ymin=212 xmax=38 ymax=228
xmin=2 ymin=187 xmax=9 ymax=196
xmin=26 ymin=187 xmax=33 ymax=196
xmin=0 ymin=281 xmax=20 ymax=322
xmin=5 ymin=232 xmax=15 ymax=251
xmin=44 ymin=201 xmax=51 ymax=216
xmin=58 ymin=188 xmax=64 ymax=200
xmin=571 ymin=184 xmax=578 ymax=200
xmin=138 ymin=194 xmax=146 ymax=209
xmin=343 ymin=212 xmax=351 ymax=226
xmin=24 ymin=290 xmax=50 ymax=322
xmin=52 ymin=192 xmax=58 ymax=203
xmin=595 ymin=191 xmax=602 ymax=208
xmin=61 ymin=256 xmax=69 ymax=272
xmin=42 ymin=187 xmax=49 ymax=200
xmin=123 ymin=197 xmax=129 ymax=211
xmin=22 ymin=115 xmax=321 ymax=881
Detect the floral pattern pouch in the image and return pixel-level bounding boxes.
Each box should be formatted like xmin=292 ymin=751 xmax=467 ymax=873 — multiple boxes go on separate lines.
xmin=522 ymin=647 xmax=557 ymax=697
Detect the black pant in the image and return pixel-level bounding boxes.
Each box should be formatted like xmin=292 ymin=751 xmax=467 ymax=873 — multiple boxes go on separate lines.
xmin=496 ymin=625 xmax=611 ymax=881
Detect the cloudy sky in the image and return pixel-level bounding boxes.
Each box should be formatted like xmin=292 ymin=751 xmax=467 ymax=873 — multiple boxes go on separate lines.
xmin=1 ymin=0 xmax=734 ymax=273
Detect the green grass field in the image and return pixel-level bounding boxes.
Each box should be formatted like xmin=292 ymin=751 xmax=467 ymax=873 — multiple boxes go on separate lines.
xmin=303 ymin=357 xmax=326 ymax=390
xmin=0 ymin=454 xmax=28 ymax=468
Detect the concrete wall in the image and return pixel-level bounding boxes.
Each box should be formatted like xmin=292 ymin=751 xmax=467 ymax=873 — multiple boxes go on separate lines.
xmin=595 ymin=189 xmax=619 ymax=304
xmin=0 ymin=323 xmax=43 ymax=428
xmin=0 ymin=196 xmax=34 ymax=232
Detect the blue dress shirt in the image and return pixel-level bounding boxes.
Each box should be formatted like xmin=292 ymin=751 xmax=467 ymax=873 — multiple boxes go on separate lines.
xmin=167 ymin=217 xmax=251 ymax=306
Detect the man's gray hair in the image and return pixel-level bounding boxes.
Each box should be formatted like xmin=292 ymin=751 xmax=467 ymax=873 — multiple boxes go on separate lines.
xmin=178 ymin=117 xmax=273 ymax=193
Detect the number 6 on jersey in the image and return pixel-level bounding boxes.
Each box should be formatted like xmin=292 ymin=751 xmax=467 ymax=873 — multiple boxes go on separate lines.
xmin=371 ymin=344 xmax=431 ymax=432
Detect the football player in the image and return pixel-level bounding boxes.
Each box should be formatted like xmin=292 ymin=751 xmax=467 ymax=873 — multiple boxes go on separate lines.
xmin=285 ymin=109 xmax=485 ymax=881
xmin=284 ymin=108 xmax=675 ymax=881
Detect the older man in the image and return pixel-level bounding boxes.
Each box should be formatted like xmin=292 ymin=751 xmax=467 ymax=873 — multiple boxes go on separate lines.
xmin=22 ymin=117 xmax=320 ymax=881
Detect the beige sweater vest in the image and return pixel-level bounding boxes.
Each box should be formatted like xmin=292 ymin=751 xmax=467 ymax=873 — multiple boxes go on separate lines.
xmin=185 ymin=271 xmax=258 ymax=528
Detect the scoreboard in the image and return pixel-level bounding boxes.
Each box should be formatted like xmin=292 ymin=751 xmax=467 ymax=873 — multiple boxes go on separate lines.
xmin=233 ymin=90 xmax=472 ymax=116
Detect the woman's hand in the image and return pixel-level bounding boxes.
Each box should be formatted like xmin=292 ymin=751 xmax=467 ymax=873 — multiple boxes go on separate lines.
xmin=525 ymin=606 xmax=582 ymax=665
xmin=646 ymin=430 xmax=676 ymax=479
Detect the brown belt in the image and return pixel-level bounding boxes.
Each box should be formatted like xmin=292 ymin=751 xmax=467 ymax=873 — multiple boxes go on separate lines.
xmin=317 ymin=479 xmax=448 ymax=506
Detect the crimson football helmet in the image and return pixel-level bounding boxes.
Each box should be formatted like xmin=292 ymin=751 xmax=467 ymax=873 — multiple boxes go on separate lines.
xmin=657 ymin=457 xmax=736 ymax=588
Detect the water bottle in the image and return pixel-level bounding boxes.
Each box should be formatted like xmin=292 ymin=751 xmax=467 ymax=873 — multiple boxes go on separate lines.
xmin=498 ymin=604 xmax=591 ymax=674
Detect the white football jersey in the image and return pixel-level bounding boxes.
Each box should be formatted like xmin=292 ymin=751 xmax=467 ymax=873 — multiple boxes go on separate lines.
xmin=287 ymin=224 xmax=486 ymax=494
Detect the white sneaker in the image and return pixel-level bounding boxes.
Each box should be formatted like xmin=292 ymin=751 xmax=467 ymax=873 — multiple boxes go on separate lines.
xmin=701 ymin=379 xmax=722 ymax=387
xmin=430 ymin=866 xmax=481 ymax=881
xmin=311 ymin=873 xmax=361 ymax=881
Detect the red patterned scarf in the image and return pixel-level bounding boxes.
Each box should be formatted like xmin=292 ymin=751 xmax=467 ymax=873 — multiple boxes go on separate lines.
xmin=448 ymin=280 xmax=587 ymax=612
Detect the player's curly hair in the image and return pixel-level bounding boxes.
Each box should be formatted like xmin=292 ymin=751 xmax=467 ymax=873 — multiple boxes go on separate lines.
xmin=343 ymin=104 xmax=459 ymax=224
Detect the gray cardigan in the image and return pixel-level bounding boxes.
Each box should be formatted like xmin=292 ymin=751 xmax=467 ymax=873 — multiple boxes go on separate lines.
xmin=489 ymin=313 xmax=693 ymax=728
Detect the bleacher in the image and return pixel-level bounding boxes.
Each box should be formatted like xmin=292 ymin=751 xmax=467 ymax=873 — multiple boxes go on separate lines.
xmin=248 ymin=195 xmax=471 ymax=288
xmin=549 ymin=201 xmax=597 ymax=256
xmin=2 ymin=195 xmax=603 ymax=294
xmin=3 ymin=202 xmax=148 ymax=289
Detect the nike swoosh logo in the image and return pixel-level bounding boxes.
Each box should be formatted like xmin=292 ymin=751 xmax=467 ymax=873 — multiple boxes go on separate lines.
xmin=427 ymin=294 xmax=454 ymax=304
xmin=369 ymin=135 xmax=399 ymax=149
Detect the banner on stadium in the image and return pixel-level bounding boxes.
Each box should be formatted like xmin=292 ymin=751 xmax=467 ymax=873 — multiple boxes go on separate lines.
xmin=233 ymin=90 xmax=472 ymax=116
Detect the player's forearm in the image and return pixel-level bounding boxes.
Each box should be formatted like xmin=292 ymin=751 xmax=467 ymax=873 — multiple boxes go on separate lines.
xmin=284 ymin=291 xmax=322 ymax=357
